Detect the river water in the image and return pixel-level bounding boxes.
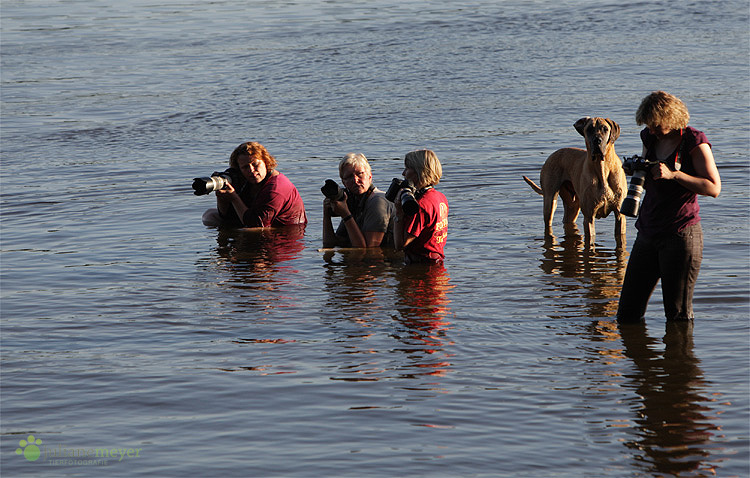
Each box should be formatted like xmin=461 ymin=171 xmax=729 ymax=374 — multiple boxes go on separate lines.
xmin=1 ymin=1 xmax=748 ymax=476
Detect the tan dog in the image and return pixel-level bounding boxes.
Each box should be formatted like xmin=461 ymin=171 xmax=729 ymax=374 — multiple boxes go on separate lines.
xmin=523 ymin=117 xmax=627 ymax=246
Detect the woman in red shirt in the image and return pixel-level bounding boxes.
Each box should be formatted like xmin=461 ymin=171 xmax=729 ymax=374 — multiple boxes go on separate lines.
xmin=393 ymin=149 xmax=449 ymax=264
xmin=202 ymin=142 xmax=307 ymax=228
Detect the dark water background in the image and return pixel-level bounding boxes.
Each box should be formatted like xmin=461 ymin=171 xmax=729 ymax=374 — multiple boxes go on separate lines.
xmin=1 ymin=1 xmax=748 ymax=476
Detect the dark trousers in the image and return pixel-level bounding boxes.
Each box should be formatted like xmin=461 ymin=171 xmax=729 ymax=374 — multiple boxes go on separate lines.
xmin=617 ymin=223 xmax=703 ymax=321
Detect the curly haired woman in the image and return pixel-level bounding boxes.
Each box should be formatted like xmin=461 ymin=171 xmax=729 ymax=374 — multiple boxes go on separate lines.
xmin=202 ymin=142 xmax=307 ymax=228
xmin=617 ymin=91 xmax=721 ymax=322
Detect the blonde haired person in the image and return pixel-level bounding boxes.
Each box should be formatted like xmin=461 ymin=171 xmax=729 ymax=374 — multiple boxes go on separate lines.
xmin=202 ymin=142 xmax=307 ymax=228
xmin=393 ymin=149 xmax=448 ymax=264
xmin=322 ymin=153 xmax=394 ymax=248
xmin=617 ymin=91 xmax=721 ymax=322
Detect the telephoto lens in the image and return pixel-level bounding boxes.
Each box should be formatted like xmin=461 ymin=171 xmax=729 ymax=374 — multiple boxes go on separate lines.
xmin=400 ymin=189 xmax=419 ymax=216
xmin=620 ymin=170 xmax=647 ymax=217
xmin=192 ymin=168 xmax=243 ymax=196
xmin=321 ymin=179 xmax=346 ymax=201
xmin=619 ymin=155 xmax=658 ymax=217
xmin=192 ymin=173 xmax=230 ymax=196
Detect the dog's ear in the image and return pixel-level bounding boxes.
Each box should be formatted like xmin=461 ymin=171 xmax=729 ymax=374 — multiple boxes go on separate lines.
xmin=574 ymin=117 xmax=591 ymax=136
xmin=606 ymin=118 xmax=620 ymax=143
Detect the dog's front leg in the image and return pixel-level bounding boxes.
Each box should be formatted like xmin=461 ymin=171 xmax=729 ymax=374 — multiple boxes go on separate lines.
xmin=543 ymin=195 xmax=557 ymax=237
xmin=583 ymin=216 xmax=595 ymax=247
xmin=614 ymin=211 xmax=626 ymax=248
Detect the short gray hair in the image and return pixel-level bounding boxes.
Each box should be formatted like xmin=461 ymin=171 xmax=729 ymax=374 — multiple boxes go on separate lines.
xmin=338 ymin=153 xmax=371 ymax=177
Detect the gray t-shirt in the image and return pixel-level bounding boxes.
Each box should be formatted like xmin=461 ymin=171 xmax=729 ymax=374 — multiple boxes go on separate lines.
xmin=336 ymin=188 xmax=394 ymax=245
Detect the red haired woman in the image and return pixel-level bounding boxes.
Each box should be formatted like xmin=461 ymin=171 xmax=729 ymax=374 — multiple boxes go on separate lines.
xmin=202 ymin=142 xmax=307 ymax=228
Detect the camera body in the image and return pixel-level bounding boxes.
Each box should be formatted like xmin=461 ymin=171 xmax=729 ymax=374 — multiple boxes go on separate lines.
xmin=620 ymin=155 xmax=659 ymax=217
xmin=622 ymin=155 xmax=659 ymax=175
xmin=385 ymin=178 xmax=419 ymax=216
xmin=320 ymin=179 xmax=346 ymax=202
xmin=192 ymin=168 xmax=243 ymax=196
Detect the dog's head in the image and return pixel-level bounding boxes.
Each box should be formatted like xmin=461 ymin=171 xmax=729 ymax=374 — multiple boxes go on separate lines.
xmin=574 ymin=117 xmax=620 ymax=161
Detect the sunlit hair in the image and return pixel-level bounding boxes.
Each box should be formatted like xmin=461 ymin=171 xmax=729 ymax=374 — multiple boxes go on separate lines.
xmin=229 ymin=141 xmax=277 ymax=171
xmin=405 ymin=149 xmax=442 ymax=189
xmin=635 ymin=91 xmax=690 ymax=130
xmin=338 ymin=153 xmax=371 ymax=177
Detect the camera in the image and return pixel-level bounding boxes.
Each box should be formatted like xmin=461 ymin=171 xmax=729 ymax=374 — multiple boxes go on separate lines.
xmin=192 ymin=168 xmax=242 ymax=196
xmin=385 ymin=178 xmax=419 ymax=216
xmin=620 ymin=155 xmax=659 ymax=217
xmin=320 ymin=179 xmax=346 ymax=202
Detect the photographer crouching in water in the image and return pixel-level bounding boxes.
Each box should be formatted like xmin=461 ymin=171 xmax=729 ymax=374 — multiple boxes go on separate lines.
xmin=617 ymin=91 xmax=721 ymax=323
xmin=201 ymin=142 xmax=307 ymax=228
xmin=391 ymin=150 xmax=448 ymax=264
xmin=322 ymin=153 xmax=394 ymax=248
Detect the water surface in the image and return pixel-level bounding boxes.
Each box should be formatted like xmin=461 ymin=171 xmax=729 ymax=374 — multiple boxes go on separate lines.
xmin=1 ymin=1 xmax=748 ymax=476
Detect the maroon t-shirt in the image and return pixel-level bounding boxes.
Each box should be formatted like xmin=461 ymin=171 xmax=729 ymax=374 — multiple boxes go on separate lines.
xmin=404 ymin=188 xmax=448 ymax=263
xmin=239 ymin=172 xmax=307 ymax=227
xmin=635 ymin=126 xmax=710 ymax=237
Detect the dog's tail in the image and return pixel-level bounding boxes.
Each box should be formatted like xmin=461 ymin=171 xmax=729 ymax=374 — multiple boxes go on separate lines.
xmin=522 ymin=176 xmax=543 ymax=195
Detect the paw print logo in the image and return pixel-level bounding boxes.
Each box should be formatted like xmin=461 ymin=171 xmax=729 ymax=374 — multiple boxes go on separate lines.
xmin=15 ymin=435 xmax=42 ymax=462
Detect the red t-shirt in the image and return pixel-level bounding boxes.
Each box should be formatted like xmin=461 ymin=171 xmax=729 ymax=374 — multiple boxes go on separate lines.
xmin=404 ymin=188 xmax=448 ymax=263
xmin=240 ymin=172 xmax=307 ymax=227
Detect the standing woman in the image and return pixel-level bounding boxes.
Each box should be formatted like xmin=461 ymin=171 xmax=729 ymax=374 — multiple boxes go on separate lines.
xmin=393 ymin=149 xmax=449 ymax=264
xmin=617 ymin=91 xmax=721 ymax=322
xmin=202 ymin=142 xmax=307 ymax=228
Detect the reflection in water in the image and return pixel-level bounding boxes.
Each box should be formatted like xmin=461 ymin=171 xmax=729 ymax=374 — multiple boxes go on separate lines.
xmin=321 ymin=249 xmax=400 ymax=383
xmin=540 ymin=224 xmax=628 ymax=318
xmin=210 ymin=225 xmax=305 ymax=313
xmin=540 ymin=225 xmax=724 ymax=475
xmin=321 ymin=248 xmax=397 ymax=326
xmin=215 ymin=225 xmax=306 ymax=266
xmin=618 ymin=321 xmax=722 ymax=476
xmin=320 ymin=250 xmax=453 ymax=383
xmin=208 ymin=226 xmax=306 ymax=374
xmin=392 ymin=263 xmax=454 ymax=379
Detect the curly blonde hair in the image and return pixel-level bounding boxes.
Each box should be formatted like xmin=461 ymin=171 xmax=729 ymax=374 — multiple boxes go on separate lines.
xmin=229 ymin=142 xmax=277 ymax=171
xmin=635 ymin=91 xmax=690 ymax=130
xmin=405 ymin=149 xmax=442 ymax=189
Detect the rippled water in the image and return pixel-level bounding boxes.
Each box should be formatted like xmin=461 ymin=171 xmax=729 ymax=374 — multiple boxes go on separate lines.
xmin=1 ymin=1 xmax=748 ymax=476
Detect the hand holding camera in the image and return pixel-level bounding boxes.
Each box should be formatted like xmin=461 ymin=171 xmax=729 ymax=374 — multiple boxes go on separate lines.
xmin=620 ymin=155 xmax=660 ymax=217
xmin=650 ymin=162 xmax=679 ymax=181
xmin=385 ymin=178 xmax=419 ymax=216
xmin=321 ymin=179 xmax=346 ymax=202
xmin=192 ymin=168 xmax=243 ymax=196
xmin=321 ymin=179 xmax=349 ymax=217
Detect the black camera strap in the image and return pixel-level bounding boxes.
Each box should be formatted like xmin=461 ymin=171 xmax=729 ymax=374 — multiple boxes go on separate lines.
xmin=347 ymin=184 xmax=376 ymax=219
xmin=415 ymin=185 xmax=433 ymax=198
